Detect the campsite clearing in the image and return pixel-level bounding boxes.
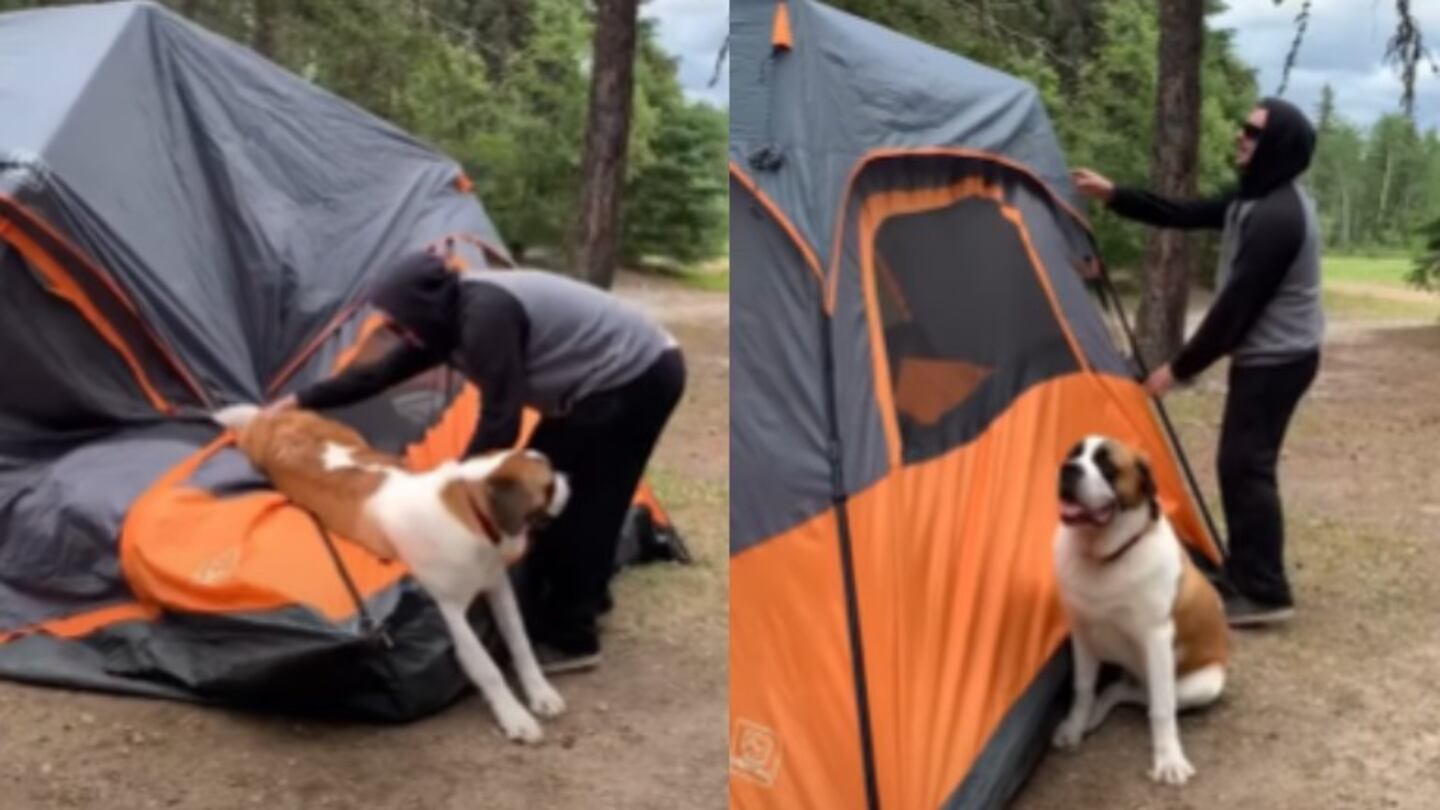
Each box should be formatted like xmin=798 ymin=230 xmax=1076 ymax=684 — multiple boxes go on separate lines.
xmin=1018 ymin=286 xmax=1440 ymax=808
xmin=0 ymin=273 xmax=728 ymax=810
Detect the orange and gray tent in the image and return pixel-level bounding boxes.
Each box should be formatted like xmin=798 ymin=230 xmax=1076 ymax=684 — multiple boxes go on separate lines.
xmin=729 ymin=1 xmax=1223 ymax=807
xmin=0 ymin=1 xmax=679 ymax=720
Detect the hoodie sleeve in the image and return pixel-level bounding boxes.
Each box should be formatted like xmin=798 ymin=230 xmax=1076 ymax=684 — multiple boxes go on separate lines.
xmin=1108 ymin=187 xmax=1232 ymax=230
xmin=460 ymin=283 xmax=530 ymax=456
xmin=1171 ymin=186 xmax=1306 ymax=381
xmin=295 ymin=342 xmax=445 ymax=410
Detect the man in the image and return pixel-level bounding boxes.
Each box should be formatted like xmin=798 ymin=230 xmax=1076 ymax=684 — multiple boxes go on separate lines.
xmin=272 ymin=250 xmax=686 ymax=671
xmin=1071 ymin=97 xmax=1323 ymax=627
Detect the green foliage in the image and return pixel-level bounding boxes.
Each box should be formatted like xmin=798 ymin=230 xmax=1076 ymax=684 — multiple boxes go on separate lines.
xmin=1310 ymin=88 xmax=1440 ymax=278
xmin=623 ymin=101 xmax=728 ymax=265
xmin=1060 ymin=0 xmax=1162 ymax=270
xmin=473 ymin=0 xmax=592 ymax=257
xmin=1408 ymin=217 xmax=1440 ymax=290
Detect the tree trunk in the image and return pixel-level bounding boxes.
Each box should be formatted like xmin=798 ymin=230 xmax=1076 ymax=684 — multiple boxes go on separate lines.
xmin=1378 ymin=148 xmax=1394 ymax=223
xmin=1339 ymin=182 xmax=1351 ymax=250
xmin=1136 ymin=0 xmax=1204 ymax=367
xmin=572 ymin=0 xmax=641 ymax=289
xmin=252 ymin=0 xmax=280 ymax=60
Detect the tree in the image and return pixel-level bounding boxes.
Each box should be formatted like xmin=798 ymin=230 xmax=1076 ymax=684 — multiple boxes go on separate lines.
xmin=1135 ymin=0 xmax=1204 ymax=366
xmin=1356 ymin=114 xmax=1425 ymax=246
xmin=623 ymin=101 xmax=727 ymax=265
xmin=252 ymin=0 xmax=282 ymax=61
xmin=1408 ymin=217 xmax=1440 ymax=289
xmin=1277 ymin=0 xmax=1432 ymax=119
xmin=1307 ymin=85 xmax=1365 ymax=250
xmin=474 ymin=0 xmax=590 ymax=262
xmin=572 ymin=0 xmax=641 ymax=289
xmin=1315 ymin=83 xmax=1336 ymax=132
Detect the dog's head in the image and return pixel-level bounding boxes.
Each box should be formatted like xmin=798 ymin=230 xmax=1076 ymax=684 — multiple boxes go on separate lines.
xmin=452 ymin=449 xmax=570 ymax=554
xmin=1058 ymin=435 xmax=1158 ymax=534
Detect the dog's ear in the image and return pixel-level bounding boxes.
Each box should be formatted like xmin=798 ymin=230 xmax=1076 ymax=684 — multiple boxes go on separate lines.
xmin=1137 ymin=456 xmax=1156 ymax=499
xmin=1136 ymin=455 xmax=1159 ymax=519
xmin=485 ymin=475 xmax=532 ymax=537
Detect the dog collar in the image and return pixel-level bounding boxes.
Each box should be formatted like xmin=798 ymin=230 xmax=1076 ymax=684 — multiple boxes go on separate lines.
xmin=473 ymin=506 xmax=503 ymax=546
xmin=1097 ymin=528 xmax=1147 ymax=563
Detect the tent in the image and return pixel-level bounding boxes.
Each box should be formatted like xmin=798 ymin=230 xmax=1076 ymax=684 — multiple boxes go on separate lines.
xmin=729 ymin=1 xmax=1222 ymax=807
xmin=0 ymin=1 xmax=680 ymax=720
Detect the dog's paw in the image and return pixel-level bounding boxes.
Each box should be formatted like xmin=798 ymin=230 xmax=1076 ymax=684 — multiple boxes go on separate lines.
xmin=497 ymin=706 xmax=544 ymax=744
xmin=1149 ymin=751 xmax=1195 ymax=786
xmin=1051 ymin=716 xmax=1086 ymax=750
xmin=528 ymin=683 xmax=566 ymax=718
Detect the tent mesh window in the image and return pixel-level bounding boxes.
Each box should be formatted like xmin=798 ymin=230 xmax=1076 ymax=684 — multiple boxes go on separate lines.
xmin=870 ymin=195 xmax=1081 ymax=464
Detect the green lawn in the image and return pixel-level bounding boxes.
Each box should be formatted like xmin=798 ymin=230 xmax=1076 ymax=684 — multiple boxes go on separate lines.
xmin=1321 ymin=254 xmax=1440 ymax=320
xmin=630 ymin=254 xmax=730 ymax=292
xmin=676 ymin=265 xmax=730 ymax=292
xmin=1321 ymin=288 xmax=1440 ymax=321
xmin=1323 ymin=254 xmax=1414 ymax=287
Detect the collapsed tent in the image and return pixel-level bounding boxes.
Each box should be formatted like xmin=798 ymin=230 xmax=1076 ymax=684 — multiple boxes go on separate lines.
xmin=0 ymin=1 xmax=681 ymax=720
xmin=729 ymin=1 xmax=1222 ymax=807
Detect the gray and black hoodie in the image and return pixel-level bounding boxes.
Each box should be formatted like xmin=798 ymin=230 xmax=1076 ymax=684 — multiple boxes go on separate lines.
xmin=296 ymin=253 xmax=677 ymax=454
xmin=1108 ymin=96 xmax=1324 ymax=381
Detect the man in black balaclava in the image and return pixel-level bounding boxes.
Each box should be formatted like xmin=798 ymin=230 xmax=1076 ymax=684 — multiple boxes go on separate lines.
xmin=271 ymin=249 xmax=686 ymax=672
xmin=1071 ymin=97 xmax=1323 ymax=628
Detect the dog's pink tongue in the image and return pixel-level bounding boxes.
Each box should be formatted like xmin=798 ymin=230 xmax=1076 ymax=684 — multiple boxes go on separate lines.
xmin=1060 ymin=502 xmax=1088 ymax=521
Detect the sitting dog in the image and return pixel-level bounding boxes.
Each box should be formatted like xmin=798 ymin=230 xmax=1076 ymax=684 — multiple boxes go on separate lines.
xmin=1051 ymin=434 xmax=1228 ymax=785
xmin=213 ymin=404 xmax=569 ymax=743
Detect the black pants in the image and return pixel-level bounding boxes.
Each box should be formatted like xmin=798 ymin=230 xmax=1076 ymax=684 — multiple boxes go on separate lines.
xmin=516 ymin=348 xmax=686 ymax=654
xmin=1217 ymin=351 xmax=1319 ymax=606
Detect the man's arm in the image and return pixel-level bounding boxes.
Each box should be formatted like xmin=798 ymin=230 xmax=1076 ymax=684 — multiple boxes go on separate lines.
xmin=460 ymin=285 xmax=530 ymax=456
xmin=296 ymin=342 xmax=444 ymax=411
xmin=1171 ymin=189 xmax=1306 ymax=381
xmin=1108 ymin=187 xmax=1232 ymax=231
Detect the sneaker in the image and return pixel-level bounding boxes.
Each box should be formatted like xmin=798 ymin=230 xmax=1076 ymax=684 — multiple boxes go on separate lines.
xmin=535 ymin=642 xmax=602 ymax=674
xmin=1224 ymin=592 xmax=1294 ymax=627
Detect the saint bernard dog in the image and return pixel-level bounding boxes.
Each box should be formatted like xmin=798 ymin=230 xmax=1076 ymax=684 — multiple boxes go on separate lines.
xmin=213 ymin=404 xmax=569 ymax=744
xmin=1051 ymin=434 xmax=1229 ymax=786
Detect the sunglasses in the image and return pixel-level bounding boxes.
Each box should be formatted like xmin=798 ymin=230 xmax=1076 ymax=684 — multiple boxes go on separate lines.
xmin=1240 ymin=122 xmax=1264 ymax=140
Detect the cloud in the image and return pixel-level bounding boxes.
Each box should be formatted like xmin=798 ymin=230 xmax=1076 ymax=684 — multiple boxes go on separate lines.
xmin=1211 ymin=0 xmax=1440 ymax=130
xmin=643 ymin=0 xmax=729 ymax=108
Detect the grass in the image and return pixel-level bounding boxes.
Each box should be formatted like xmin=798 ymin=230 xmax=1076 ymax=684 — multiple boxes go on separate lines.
xmin=1322 ymin=288 xmax=1440 ymax=321
xmin=1322 ymin=254 xmax=1416 ymax=287
xmin=673 ymin=265 xmax=730 ymax=292
xmin=610 ymin=465 xmax=728 ymax=642
xmin=1109 ymin=254 xmax=1440 ymax=324
xmin=628 ymin=254 xmax=730 ymax=292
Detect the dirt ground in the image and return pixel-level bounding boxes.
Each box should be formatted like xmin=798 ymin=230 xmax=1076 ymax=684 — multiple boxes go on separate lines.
xmin=1017 ymin=302 xmax=1440 ymax=808
xmin=0 ymin=272 xmax=729 ymax=810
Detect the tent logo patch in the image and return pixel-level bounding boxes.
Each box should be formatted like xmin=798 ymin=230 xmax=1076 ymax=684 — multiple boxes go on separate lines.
xmin=192 ymin=546 xmax=241 ymax=585
xmin=730 ymin=718 xmax=781 ymax=787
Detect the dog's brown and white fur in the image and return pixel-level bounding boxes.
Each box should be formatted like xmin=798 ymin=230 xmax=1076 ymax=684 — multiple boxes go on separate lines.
xmin=213 ymin=404 xmax=569 ymax=744
xmin=1051 ymin=435 xmax=1228 ymax=786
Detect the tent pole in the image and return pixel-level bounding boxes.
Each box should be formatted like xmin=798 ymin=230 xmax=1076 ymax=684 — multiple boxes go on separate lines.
xmin=1095 ymin=271 xmax=1228 ymax=559
xmin=818 ymin=309 xmax=881 ymax=810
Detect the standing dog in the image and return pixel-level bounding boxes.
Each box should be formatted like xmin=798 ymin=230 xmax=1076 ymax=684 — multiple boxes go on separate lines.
xmin=213 ymin=404 xmax=569 ymax=743
xmin=1051 ymin=435 xmax=1228 ymax=785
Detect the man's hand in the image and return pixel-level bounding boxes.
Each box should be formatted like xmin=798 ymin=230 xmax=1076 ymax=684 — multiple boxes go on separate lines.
xmin=1071 ymin=168 xmax=1116 ymax=203
xmin=1144 ymin=364 xmax=1176 ymax=398
xmin=263 ymin=394 xmax=299 ymax=415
